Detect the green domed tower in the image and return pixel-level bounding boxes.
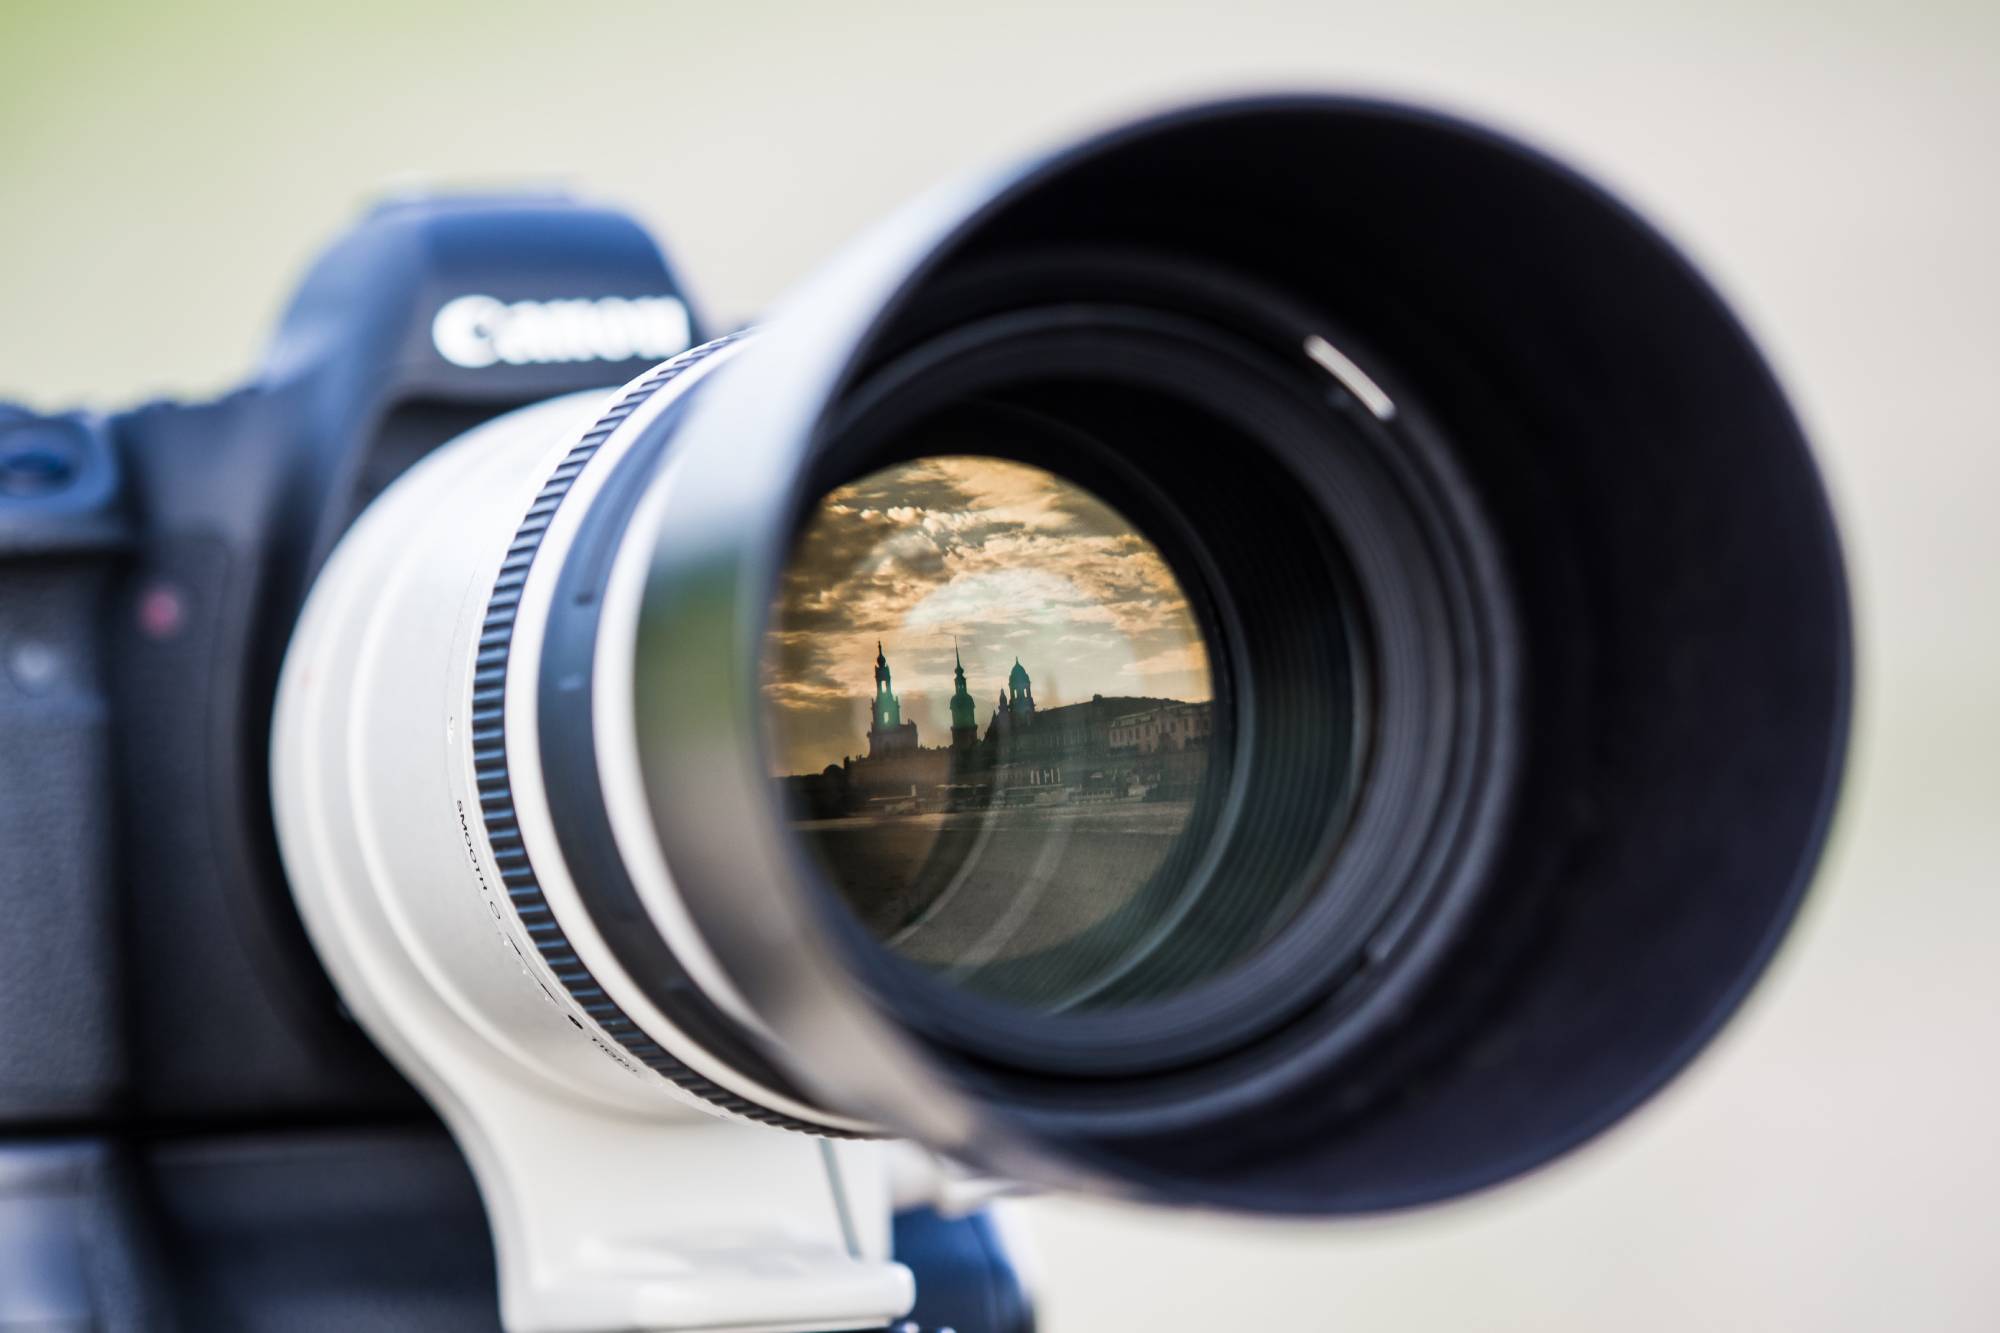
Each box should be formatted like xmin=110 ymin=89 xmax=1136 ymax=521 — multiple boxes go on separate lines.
xmin=1007 ymin=656 xmax=1035 ymax=721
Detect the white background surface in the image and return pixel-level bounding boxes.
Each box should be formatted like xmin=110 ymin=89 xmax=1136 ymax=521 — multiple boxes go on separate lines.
xmin=4 ymin=3 xmax=1995 ymax=1328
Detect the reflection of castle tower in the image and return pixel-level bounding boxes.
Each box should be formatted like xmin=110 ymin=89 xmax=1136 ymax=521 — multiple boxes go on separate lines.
xmin=867 ymin=641 xmax=918 ymax=758
xmin=986 ymin=657 xmax=1038 ymax=739
xmin=949 ymin=641 xmax=978 ymax=750
xmin=1007 ymin=657 xmax=1036 ymax=721
xmin=779 ymin=643 xmax=1209 ymax=818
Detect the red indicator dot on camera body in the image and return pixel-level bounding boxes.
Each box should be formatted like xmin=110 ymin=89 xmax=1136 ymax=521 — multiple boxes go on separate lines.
xmin=138 ymin=583 xmax=186 ymax=640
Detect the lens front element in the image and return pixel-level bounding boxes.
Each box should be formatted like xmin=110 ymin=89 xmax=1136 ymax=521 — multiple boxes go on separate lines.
xmin=764 ymin=456 xmax=1229 ymax=1013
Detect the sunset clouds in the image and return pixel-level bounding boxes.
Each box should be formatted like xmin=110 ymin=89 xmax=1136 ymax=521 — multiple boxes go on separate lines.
xmin=764 ymin=457 xmax=1211 ymax=774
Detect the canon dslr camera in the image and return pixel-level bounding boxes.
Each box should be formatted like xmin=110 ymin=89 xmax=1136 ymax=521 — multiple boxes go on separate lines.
xmin=0 ymin=97 xmax=1848 ymax=1333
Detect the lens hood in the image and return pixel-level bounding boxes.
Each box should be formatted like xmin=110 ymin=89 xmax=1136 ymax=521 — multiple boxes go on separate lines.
xmin=620 ymin=95 xmax=1849 ymax=1211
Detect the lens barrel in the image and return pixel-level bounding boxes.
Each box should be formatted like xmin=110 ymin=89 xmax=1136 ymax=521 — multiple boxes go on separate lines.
xmin=279 ymin=95 xmax=1849 ymax=1216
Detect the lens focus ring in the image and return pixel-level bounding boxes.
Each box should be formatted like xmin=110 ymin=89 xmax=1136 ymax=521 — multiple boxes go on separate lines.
xmin=470 ymin=334 xmax=869 ymax=1137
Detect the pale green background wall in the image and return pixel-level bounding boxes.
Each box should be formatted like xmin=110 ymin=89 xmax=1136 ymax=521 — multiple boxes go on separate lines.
xmin=5 ymin=2 xmax=1996 ymax=1328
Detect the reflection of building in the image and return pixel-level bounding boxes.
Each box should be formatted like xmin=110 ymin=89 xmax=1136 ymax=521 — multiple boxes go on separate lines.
xmin=867 ymin=640 xmax=918 ymax=758
xmin=785 ymin=643 xmax=1212 ymax=818
xmin=986 ymin=656 xmax=1038 ymax=738
xmin=1108 ymin=702 xmax=1212 ymax=754
xmin=949 ymin=642 xmax=979 ymax=750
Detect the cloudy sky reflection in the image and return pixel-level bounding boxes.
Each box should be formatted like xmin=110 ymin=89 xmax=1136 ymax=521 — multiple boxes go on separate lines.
xmin=764 ymin=456 xmax=1211 ymax=775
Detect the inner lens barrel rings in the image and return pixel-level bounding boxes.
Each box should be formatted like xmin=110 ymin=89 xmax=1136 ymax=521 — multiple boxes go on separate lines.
xmin=755 ymin=269 xmax=1518 ymax=1096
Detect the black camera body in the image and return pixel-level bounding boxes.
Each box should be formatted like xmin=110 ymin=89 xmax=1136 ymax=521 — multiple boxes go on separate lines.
xmin=1 ymin=195 xmax=702 ymax=1130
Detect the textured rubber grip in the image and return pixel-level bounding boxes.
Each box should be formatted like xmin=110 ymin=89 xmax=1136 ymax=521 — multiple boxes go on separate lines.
xmin=468 ymin=337 xmax=866 ymax=1137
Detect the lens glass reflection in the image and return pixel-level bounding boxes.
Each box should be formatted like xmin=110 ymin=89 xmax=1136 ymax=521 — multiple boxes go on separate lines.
xmin=764 ymin=456 xmax=1222 ymax=1012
